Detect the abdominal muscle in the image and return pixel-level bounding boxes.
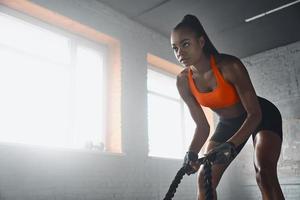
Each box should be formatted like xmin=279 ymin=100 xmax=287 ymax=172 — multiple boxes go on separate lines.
xmin=212 ymin=102 xmax=246 ymax=119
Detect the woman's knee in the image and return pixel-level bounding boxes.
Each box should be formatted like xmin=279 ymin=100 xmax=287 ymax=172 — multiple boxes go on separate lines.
xmin=255 ymin=166 xmax=277 ymax=187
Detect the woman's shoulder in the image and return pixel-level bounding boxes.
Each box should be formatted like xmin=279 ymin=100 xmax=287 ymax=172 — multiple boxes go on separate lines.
xmin=215 ymin=53 xmax=241 ymax=67
xmin=176 ymin=68 xmax=190 ymax=89
xmin=214 ymin=53 xmax=246 ymax=82
xmin=216 ymin=53 xmax=251 ymax=85
xmin=177 ymin=67 xmax=189 ymax=80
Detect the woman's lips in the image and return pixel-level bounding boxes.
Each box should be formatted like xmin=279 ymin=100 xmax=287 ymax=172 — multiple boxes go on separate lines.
xmin=180 ymin=58 xmax=189 ymax=63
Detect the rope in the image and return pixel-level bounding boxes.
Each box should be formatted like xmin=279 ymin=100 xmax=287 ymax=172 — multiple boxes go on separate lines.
xmin=163 ymin=167 xmax=186 ymax=200
xmin=203 ymin=160 xmax=213 ymax=200
xmin=163 ymin=157 xmax=214 ymax=200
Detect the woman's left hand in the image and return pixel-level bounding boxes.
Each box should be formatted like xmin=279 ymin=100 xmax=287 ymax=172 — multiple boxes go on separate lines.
xmin=183 ymin=151 xmax=200 ymax=175
xmin=206 ymin=142 xmax=237 ymax=164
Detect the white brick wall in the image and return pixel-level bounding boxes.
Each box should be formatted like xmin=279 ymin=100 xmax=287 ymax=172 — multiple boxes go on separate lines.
xmin=219 ymin=41 xmax=300 ymax=200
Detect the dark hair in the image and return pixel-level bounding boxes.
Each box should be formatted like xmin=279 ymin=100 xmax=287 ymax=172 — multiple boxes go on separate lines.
xmin=173 ymin=14 xmax=219 ymax=56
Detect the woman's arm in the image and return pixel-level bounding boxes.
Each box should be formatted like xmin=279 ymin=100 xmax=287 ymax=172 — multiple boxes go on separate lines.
xmin=177 ymin=70 xmax=210 ymax=153
xmin=224 ymin=56 xmax=262 ymax=147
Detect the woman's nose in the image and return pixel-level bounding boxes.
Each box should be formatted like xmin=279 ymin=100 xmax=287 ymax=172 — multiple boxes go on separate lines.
xmin=177 ymin=48 xmax=184 ymax=57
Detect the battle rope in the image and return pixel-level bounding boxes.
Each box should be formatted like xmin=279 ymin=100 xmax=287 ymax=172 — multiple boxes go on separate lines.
xmin=163 ymin=156 xmax=214 ymax=200
xmin=163 ymin=167 xmax=186 ymax=200
xmin=203 ymin=159 xmax=213 ymax=200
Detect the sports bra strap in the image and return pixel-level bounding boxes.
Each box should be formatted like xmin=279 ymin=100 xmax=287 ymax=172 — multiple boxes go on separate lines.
xmin=210 ymin=55 xmax=224 ymax=84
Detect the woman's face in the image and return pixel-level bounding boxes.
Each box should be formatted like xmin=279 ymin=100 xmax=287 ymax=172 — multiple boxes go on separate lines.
xmin=170 ymin=28 xmax=204 ymax=67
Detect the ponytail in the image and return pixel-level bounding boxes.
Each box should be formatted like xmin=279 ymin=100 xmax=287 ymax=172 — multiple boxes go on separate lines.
xmin=174 ymin=15 xmax=219 ymax=55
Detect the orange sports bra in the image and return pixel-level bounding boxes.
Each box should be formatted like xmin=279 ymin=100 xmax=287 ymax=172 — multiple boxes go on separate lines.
xmin=188 ymin=55 xmax=240 ymax=109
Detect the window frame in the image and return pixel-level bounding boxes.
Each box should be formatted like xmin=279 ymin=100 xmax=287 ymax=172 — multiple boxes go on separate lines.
xmin=0 ymin=0 xmax=122 ymax=154
xmin=0 ymin=5 xmax=111 ymax=152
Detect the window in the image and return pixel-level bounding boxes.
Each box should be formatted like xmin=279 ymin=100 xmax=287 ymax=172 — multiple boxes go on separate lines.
xmin=147 ymin=67 xmax=196 ymax=159
xmin=0 ymin=11 xmax=107 ymax=151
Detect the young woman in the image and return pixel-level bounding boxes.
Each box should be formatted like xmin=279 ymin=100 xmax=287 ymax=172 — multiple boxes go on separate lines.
xmin=171 ymin=14 xmax=284 ymax=200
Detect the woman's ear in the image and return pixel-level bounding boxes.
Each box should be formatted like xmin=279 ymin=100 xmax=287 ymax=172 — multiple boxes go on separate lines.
xmin=198 ymin=36 xmax=205 ymax=48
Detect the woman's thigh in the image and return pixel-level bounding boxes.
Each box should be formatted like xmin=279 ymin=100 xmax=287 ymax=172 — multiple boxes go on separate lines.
xmin=253 ymin=130 xmax=282 ymax=170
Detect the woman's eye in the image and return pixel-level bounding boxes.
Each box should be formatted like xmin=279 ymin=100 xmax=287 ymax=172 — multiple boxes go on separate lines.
xmin=183 ymin=42 xmax=190 ymax=47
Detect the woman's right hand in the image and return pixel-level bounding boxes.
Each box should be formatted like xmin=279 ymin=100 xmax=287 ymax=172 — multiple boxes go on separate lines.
xmin=183 ymin=151 xmax=200 ymax=175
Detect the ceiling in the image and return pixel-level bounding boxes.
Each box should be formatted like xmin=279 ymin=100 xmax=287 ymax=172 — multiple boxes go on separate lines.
xmin=96 ymin=0 xmax=300 ymax=58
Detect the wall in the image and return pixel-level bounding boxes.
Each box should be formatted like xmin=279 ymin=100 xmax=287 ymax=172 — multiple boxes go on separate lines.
xmin=219 ymin=41 xmax=300 ymax=200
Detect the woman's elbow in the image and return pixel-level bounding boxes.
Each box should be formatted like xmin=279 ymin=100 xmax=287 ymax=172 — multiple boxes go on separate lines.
xmin=196 ymin=123 xmax=210 ymax=135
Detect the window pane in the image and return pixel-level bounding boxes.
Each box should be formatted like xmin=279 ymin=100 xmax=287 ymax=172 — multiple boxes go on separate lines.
xmin=0 ymin=47 xmax=70 ymax=148
xmin=147 ymin=69 xmax=180 ymax=99
xmin=74 ymin=46 xmax=104 ymax=149
xmin=148 ymin=93 xmax=183 ymax=159
xmin=0 ymin=13 xmax=70 ymax=64
xmin=0 ymin=12 xmax=106 ymax=151
xmin=184 ymin=104 xmax=196 ymax=150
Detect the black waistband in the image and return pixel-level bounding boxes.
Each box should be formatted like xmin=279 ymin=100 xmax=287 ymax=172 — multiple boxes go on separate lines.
xmin=219 ymin=112 xmax=247 ymax=124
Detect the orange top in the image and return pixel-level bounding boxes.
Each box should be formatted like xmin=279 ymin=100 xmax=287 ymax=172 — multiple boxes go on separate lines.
xmin=188 ymin=55 xmax=240 ymax=109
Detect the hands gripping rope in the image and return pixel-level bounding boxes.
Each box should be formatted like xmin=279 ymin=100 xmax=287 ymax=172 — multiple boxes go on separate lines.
xmin=163 ymin=142 xmax=237 ymax=200
xmin=162 ymin=154 xmax=214 ymax=200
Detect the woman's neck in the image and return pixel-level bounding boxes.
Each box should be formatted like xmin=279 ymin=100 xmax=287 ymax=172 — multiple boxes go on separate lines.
xmin=191 ymin=54 xmax=211 ymax=74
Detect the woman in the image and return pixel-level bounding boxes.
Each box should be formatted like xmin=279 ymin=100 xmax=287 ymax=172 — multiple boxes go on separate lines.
xmin=171 ymin=14 xmax=284 ymax=200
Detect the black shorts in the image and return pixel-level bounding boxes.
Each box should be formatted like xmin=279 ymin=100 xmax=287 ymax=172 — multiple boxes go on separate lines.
xmin=210 ymin=96 xmax=282 ymax=153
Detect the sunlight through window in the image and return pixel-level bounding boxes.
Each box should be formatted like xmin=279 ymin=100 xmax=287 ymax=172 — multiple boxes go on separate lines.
xmin=0 ymin=12 xmax=105 ymax=151
xmin=0 ymin=12 xmax=70 ymax=64
xmin=147 ymin=68 xmax=196 ymax=159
